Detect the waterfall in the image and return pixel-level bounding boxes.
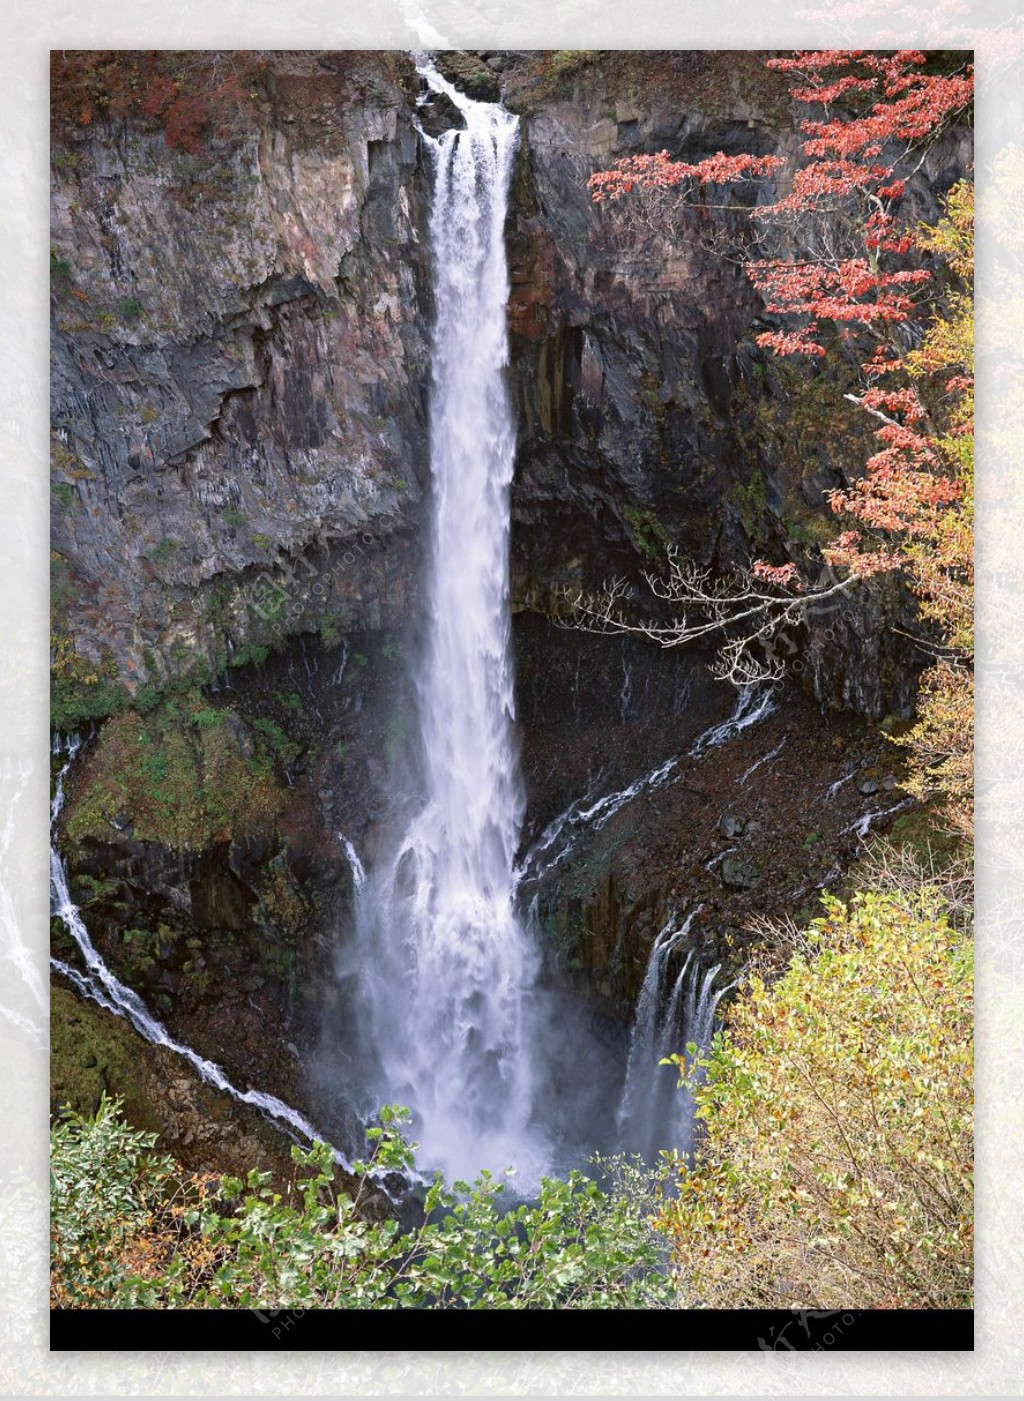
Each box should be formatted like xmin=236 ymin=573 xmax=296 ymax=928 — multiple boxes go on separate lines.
xmin=353 ymin=61 xmax=546 ymax=1183
xmin=619 ymin=644 xmax=633 ymax=721
xmin=616 ymin=909 xmax=731 ymax=1163
xmin=515 ymin=684 xmax=778 ymax=890
xmin=49 ymin=737 xmax=358 ymax=1170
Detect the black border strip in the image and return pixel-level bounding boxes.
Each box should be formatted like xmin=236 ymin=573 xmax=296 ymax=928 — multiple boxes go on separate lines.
xmin=51 ymin=1307 xmax=973 ymax=1352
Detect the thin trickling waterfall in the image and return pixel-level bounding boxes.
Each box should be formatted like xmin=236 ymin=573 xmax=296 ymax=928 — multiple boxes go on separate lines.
xmin=49 ymin=738 xmax=357 ymax=1169
xmin=616 ymin=909 xmax=732 ymax=1163
xmin=619 ymin=644 xmax=633 ymax=721
xmin=353 ymin=61 xmax=546 ymax=1183
xmin=516 ymin=684 xmax=778 ymax=890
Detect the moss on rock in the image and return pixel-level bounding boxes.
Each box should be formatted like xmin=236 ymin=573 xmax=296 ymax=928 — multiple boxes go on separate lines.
xmin=64 ymin=690 xmax=284 ymax=851
xmin=50 ymin=982 xmax=160 ymax=1131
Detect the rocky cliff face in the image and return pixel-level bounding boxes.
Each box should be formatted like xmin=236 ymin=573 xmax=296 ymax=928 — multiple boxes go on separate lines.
xmin=51 ymin=53 xmax=430 ymax=711
xmin=497 ymin=50 xmax=968 ymax=720
xmin=52 ymin=49 xmax=966 ymax=718
xmin=50 ymin=50 xmax=965 ymax=1143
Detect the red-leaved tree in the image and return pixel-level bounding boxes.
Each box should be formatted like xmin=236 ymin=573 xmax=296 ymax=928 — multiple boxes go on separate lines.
xmin=590 ymin=51 xmax=971 ymax=356
xmin=586 ymin=51 xmax=974 ymax=835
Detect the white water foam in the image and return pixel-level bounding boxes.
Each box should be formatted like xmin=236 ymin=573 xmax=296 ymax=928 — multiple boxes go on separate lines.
xmin=337 ymin=833 xmax=366 ymax=896
xmin=616 ymin=909 xmax=733 ymax=1163
xmin=353 ymin=61 xmax=547 ymax=1184
xmin=687 ymin=684 xmax=778 ymax=758
xmin=739 ymin=735 xmax=788 ymax=785
xmin=825 ymin=768 xmax=858 ymax=800
xmin=843 ymin=796 xmax=915 ymax=838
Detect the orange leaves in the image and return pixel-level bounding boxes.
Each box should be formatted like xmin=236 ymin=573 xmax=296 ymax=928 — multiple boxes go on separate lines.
xmin=141 ymin=74 xmax=177 ymax=118
xmin=742 ymin=255 xmax=930 ymax=355
xmin=589 ymin=51 xmax=971 ymax=360
xmin=751 ymin=560 xmax=801 ymax=587
xmin=860 ymin=387 xmax=926 ymax=421
xmin=588 ymin=150 xmax=785 ymax=203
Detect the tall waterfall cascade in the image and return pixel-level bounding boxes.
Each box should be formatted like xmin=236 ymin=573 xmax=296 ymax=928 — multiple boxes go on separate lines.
xmin=352 ymin=61 xmax=547 ymax=1183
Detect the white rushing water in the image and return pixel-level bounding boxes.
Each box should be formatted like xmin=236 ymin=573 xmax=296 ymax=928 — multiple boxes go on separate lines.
xmin=49 ymin=737 xmax=356 ymax=1169
xmin=843 ymin=795 xmax=915 ymax=838
xmin=687 ymin=683 xmax=778 ymax=758
xmin=516 ymin=684 xmax=779 ymax=889
xmin=616 ymin=909 xmax=732 ymax=1163
xmin=738 ymin=735 xmax=788 ymax=786
xmin=354 ymin=61 xmax=546 ymax=1183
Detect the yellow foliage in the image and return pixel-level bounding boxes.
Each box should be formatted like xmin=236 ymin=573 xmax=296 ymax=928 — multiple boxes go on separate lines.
xmin=659 ymin=886 xmax=973 ymax=1309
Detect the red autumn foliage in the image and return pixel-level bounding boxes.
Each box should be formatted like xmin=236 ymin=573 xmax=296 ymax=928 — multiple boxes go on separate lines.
xmin=588 ymin=50 xmax=972 ymax=357
xmin=161 ymin=94 xmax=210 ymax=154
xmin=589 ymin=52 xmax=974 ymax=833
xmin=751 ymin=560 xmax=802 ymax=588
xmin=140 ymin=75 xmax=177 ymax=119
xmin=51 ymin=52 xmax=268 ymax=156
xmin=589 ymin=150 xmax=786 ymax=201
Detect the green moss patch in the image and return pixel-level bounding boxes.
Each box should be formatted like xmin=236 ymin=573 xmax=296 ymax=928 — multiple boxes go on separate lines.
xmin=64 ymin=690 xmax=284 ymax=851
xmin=50 ymin=982 xmax=159 ymax=1131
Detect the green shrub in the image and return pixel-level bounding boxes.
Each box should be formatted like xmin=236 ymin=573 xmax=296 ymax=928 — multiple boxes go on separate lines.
xmin=659 ymin=884 xmax=973 ymax=1309
xmin=146 ymin=537 xmax=178 ymax=567
xmin=51 ymin=632 xmax=128 ymax=733
xmin=228 ymin=642 xmax=269 ymax=670
xmin=50 ymin=1094 xmax=179 ymax=1307
xmin=50 ymin=1101 xmax=676 ymax=1310
xmin=318 ymin=613 xmax=343 ymax=649
xmin=50 ymin=250 xmax=73 ymax=283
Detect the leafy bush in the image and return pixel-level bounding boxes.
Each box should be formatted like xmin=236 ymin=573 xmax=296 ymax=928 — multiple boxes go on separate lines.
xmin=50 ymin=1095 xmax=181 ymax=1307
xmin=51 ymin=630 xmax=129 ymax=734
xmin=50 ymin=1101 xmax=675 ymax=1310
xmin=659 ymin=886 xmax=973 ymax=1309
xmin=50 ymin=250 xmax=73 ymax=283
xmin=146 ymin=537 xmax=178 ymax=567
xmin=228 ymin=641 xmax=269 ymax=669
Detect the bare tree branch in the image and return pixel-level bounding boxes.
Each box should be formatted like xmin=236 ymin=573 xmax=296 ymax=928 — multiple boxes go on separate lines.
xmin=555 ymin=546 xmax=862 ymax=686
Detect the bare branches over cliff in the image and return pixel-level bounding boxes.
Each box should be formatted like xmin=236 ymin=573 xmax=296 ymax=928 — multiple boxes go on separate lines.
xmin=558 ymin=547 xmax=861 ymax=687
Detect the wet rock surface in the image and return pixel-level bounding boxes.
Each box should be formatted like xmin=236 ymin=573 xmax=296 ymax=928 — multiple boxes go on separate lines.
xmin=514 ymin=615 xmax=912 ymax=1018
